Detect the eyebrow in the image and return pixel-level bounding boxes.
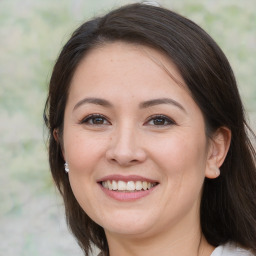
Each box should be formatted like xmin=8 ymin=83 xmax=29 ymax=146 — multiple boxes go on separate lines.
xmin=139 ymin=98 xmax=186 ymax=112
xmin=73 ymin=97 xmax=186 ymax=113
xmin=73 ymin=97 xmax=113 ymax=111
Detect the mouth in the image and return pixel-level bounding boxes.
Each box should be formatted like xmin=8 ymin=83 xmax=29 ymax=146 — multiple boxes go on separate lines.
xmin=97 ymin=175 xmax=159 ymax=201
xmin=100 ymin=180 xmax=158 ymax=192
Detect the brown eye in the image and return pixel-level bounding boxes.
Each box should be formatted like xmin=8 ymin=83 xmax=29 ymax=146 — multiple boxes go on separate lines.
xmin=91 ymin=117 xmax=105 ymax=124
xmin=146 ymin=115 xmax=175 ymax=126
xmin=81 ymin=114 xmax=110 ymax=125
xmin=153 ymin=118 xmax=167 ymax=125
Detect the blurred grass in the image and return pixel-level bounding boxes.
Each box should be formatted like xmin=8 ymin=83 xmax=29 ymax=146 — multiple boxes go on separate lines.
xmin=0 ymin=0 xmax=255 ymax=255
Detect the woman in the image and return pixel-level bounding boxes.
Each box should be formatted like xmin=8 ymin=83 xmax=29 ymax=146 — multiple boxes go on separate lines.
xmin=44 ymin=3 xmax=256 ymax=256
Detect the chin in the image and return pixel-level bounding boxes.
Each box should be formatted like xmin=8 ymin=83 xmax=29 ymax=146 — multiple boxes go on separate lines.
xmin=104 ymin=223 xmax=154 ymax=237
xmin=97 ymin=210 xmax=158 ymax=237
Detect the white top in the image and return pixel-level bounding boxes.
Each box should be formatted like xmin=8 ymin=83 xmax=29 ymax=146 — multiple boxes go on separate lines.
xmin=211 ymin=242 xmax=254 ymax=256
xmin=97 ymin=243 xmax=255 ymax=256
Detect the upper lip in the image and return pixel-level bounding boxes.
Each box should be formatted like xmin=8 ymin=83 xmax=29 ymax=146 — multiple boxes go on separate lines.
xmin=97 ymin=174 xmax=159 ymax=183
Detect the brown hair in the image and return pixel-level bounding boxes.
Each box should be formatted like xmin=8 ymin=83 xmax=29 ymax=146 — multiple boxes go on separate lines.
xmin=44 ymin=3 xmax=256 ymax=255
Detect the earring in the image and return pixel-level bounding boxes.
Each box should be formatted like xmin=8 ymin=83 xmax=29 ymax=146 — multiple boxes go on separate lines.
xmin=215 ymin=166 xmax=220 ymax=177
xmin=64 ymin=162 xmax=69 ymax=173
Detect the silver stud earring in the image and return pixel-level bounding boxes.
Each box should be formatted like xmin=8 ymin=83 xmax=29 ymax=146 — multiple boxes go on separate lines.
xmin=64 ymin=162 xmax=69 ymax=173
xmin=215 ymin=166 xmax=220 ymax=177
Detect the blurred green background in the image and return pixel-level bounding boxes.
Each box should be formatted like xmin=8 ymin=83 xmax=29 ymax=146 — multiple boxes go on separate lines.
xmin=0 ymin=0 xmax=255 ymax=255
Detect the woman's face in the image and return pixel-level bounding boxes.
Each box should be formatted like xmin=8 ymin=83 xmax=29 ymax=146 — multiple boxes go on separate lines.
xmin=62 ymin=42 xmax=214 ymax=239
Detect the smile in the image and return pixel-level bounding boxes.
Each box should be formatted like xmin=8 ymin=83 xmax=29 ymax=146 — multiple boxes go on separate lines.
xmin=98 ymin=175 xmax=159 ymax=201
xmin=101 ymin=180 xmax=158 ymax=192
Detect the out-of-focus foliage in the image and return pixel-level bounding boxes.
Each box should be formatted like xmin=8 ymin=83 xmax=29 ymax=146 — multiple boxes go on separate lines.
xmin=0 ymin=0 xmax=255 ymax=255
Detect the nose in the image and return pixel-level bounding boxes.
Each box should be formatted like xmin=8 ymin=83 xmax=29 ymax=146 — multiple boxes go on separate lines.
xmin=105 ymin=125 xmax=147 ymax=166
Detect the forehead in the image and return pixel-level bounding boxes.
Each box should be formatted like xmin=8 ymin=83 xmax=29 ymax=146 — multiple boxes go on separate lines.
xmin=69 ymin=41 xmax=189 ymax=97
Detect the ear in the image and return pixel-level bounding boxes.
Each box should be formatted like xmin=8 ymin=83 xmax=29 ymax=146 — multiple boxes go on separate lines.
xmin=53 ymin=129 xmax=66 ymax=160
xmin=205 ymin=127 xmax=231 ymax=179
xmin=53 ymin=129 xmax=59 ymax=142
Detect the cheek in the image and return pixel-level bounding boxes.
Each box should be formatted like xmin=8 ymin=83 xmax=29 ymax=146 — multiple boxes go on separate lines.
xmin=64 ymin=132 xmax=108 ymax=216
xmin=153 ymin=131 xmax=207 ymax=170
xmin=155 ymin=133 xmax=207 ymax=211
xmin=63 ymin=130 xmax=109 ymax=175
xmin=149 ymin=130 xmax=208 ymax=199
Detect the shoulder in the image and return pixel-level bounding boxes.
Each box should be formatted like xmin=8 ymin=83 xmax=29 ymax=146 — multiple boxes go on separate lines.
xmin=211 ymin=242 xmax=255 ymax=256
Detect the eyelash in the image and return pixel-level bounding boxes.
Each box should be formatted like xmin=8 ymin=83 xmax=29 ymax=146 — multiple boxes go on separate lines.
xmin=145 ymin=114 xmax=176 ymax=126
xmin=80 ymin=114 xmax=175 ymax=127
xmin=80 ymin=114 xmax=111 ymax=125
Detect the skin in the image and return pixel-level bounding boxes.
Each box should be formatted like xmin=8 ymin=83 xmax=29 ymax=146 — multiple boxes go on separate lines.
xmin=61 ymin=42 xmax=230 ymax=256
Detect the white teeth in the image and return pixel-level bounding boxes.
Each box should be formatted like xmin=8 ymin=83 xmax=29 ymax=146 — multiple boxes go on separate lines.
xmin=102 ymin=181 xmax=108 ymax=188
xmin=127 ymin=181 xmax=136 ymax=191
xmin=112 ymin=180 xmax=118 ymax=190
xmin=118 ymin=181 xmax=126 ymax=191
xmin=136 ymin=181 xmax=142 ymax=190
xmin=142 ymin=181 xmax=148 ymax=190
xmin=107 ymin=180 xmax=112 ymax=190
xmin=101 ymin=180 xmax=157 ymax=191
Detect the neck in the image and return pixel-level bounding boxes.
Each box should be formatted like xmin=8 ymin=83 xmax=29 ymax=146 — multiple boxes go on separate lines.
xmin=105 ymin=226 xmax=215 ymax=256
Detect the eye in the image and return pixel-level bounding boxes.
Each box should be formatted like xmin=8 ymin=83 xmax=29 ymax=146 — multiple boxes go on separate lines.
xmin=145 ymin=115 xmax=175 ymax=126
xmin=80 ymin=114 xmax=111 ymax=125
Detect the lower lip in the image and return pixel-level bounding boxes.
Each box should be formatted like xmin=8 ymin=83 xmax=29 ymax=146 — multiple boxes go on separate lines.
xmin=99 ymin=184 xmax=158 ymax=201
